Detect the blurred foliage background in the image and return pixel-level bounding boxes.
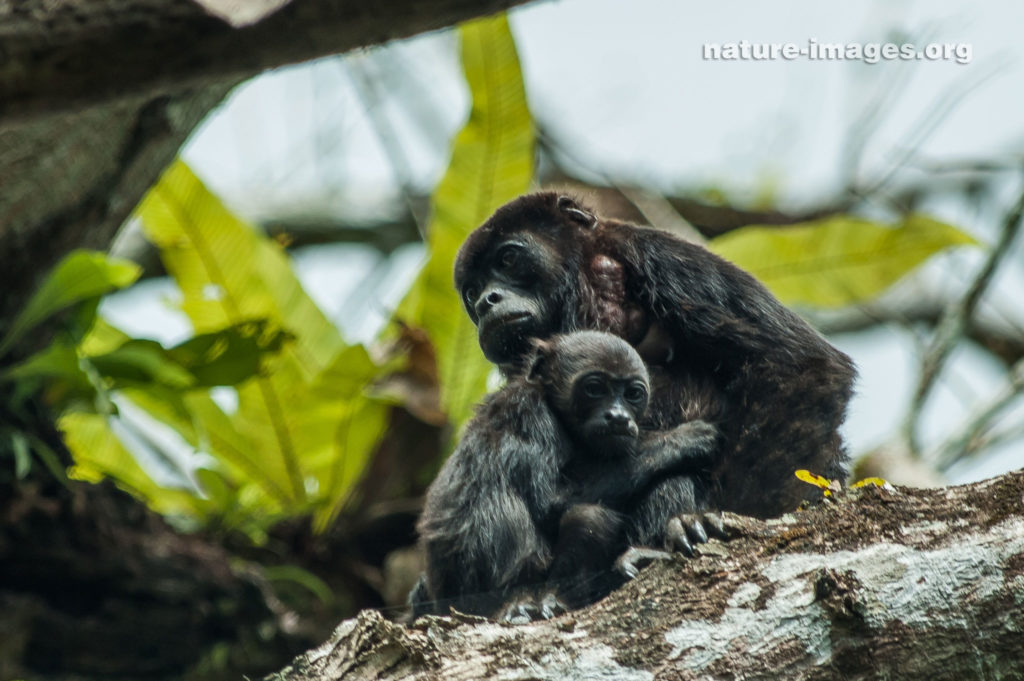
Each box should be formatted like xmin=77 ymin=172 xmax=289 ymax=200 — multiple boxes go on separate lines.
xmin=3 ymin=4 xmax=1024 ymax=680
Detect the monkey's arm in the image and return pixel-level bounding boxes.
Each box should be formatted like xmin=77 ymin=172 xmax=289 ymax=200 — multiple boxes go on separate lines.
xmin=580 ymin=420 xmax=718 ymax=507
xmin=415 ymin=385 xmax=567 ymax=617
xmin=616 ymin=225 xmax=841 ymax=362
xmin=633 ymin=419 xmax=718 ymax=481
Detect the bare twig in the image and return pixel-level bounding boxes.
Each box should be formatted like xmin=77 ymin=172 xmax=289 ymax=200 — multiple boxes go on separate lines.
xmin=618 ymin=186 xmax=706 ymax=244
xmin=904 ymin=182 xmax=1024 ymax=454
xmin=855 ymin=57 xmax=1011 ymax=199
xmin=933 ymin=358 xmax=1024 ymax=471
xmin=347 ymin=59 xmax=429 ymax=238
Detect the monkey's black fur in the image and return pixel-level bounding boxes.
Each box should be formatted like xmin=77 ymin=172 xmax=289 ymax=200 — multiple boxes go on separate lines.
xmin=546 ymin=417 xmax=716 ymax=612
xmin=412 ymin=332 xmax=715 ymax=619
xmin=413 ymin=372 xmax=566 ymax=618
xmin=454 ymin=192 xmax=856 ymax=521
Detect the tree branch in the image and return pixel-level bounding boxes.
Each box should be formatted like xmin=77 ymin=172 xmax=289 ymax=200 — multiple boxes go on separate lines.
xmin=904 ymin=182 xmax=1024 ymax=453
xmin=0 ymin=0 xmax=533 ymax=124
xmin=267 ymin=470 xmax=1024 ymax=681
xmin=934 ymin=358 xmax=1024 ymax=471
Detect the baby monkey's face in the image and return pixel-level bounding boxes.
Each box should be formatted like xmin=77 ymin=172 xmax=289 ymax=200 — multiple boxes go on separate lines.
xmin=567 ymin=369 xmax=648 ymax=455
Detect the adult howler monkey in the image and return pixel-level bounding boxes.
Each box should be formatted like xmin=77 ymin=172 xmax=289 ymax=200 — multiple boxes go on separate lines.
xmin=412 ymin=332 xmax=716 ymax=619
xmin=453 ymin=192 xmax=856 ymax=525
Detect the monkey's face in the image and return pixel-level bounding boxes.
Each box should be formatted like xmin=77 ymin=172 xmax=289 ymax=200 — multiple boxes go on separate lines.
xmin=454 ymin=193 xmax=600 ymax=367
xmin=571 ymin=370 xmax=649 ymax=456
xmin=455 ymin=235 xmax=562 ymax=365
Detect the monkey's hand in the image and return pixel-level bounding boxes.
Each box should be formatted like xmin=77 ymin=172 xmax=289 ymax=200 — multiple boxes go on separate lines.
xmin=539 ymin=590 xmax=569 ymax=619
xmin=638 ymin=420 xmax=719 ymax=477
xmin=498 ymin=594 xmax=541 ymax=624
xmin=665 ymin=511 xmax=733 ymax=556
xmin=665 ymin=419 xmax=718 ymax=465
xmin=614 ymin=546 xmax=673 ymax=579
xmin=499 ymin=590 xmax=568 ymax=622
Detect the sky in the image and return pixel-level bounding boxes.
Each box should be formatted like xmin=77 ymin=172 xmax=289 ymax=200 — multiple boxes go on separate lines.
xmin=104 ymin=0 xmax=1024 ymax=483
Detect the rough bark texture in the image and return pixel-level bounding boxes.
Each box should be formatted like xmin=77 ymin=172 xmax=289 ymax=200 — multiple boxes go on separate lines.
xmin=0 ymin=0 xmax=531 ymax=123
xmin=268 ymin=469 xmax=1024 ymax=681
xmin=0 ymin=477 xmax=314 ymax=680
xmin=0 ymin=85 xmax=236 ymax=329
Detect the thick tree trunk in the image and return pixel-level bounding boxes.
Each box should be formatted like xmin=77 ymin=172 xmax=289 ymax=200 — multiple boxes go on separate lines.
xmin=267 ymin=469 xmax=1024 ymax=681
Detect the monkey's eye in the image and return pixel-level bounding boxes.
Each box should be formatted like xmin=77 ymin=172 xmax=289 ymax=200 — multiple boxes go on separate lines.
xmin=624 ymin=383 xmax=648 ymax=404
xmin=496 ymin=245 xmax=519 ymax=271
xmin=582 ymin=378 xmax=607 ymax=398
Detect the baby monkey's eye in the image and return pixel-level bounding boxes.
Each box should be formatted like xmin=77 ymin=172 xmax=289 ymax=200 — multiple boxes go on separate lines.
xmin=582 ymin=378 xmax=607 ymax=398
xmin=624 ymin=383 xmax=648 ymax=404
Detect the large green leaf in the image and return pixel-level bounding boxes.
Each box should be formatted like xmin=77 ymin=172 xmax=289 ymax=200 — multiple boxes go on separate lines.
xmin=164 ymin=320 xmax=293 ymax=387
xmin=136 ymin=160 xmax=344 ymax=506
xmin=137 ymin=160 xmax=343 ymax=375
xmin=307 ymin=345 xmax=390 ymax=531
xmin=6 ymin=320 xmax=289 ymax=415
xmin=709 ymin=214 xmax=980 ymax=308
xmin=61 ymin=412 xmax=210 ymax=518
xmin=127 ymin=160 xmax=386 ymax=528
xmin=396 ymin=14 xmax=534 ymax=430
xmin=0 ymin=250 xmax=140 ymax=356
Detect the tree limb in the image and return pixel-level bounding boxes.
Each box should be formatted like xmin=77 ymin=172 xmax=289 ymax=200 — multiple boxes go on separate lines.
xmin=0 ymin=0 xmax=533 ymax=124
xmin=905 ymin=183 xmax=1024 ymax=453
xmin=267 ymin=469 xmax=1024 ymax=681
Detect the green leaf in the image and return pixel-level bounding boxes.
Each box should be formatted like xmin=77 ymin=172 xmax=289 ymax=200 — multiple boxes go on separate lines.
xmin=2 ymin=340 xmax=101 ymax=411
xmin=0 ymin=250 xmax=140 ymax=356
xmin=4 ymin=340 xmax=88 ymax=385
xmin=137 ymin=160 xmax=349 ymax=506
xmin=709 ymin=214 xmax=980 ymax=308
xmin=130 ymin=160 xmax=387 ymax=528
xmin=396 ymin=14 xmax=534 ymax=430
xmin=137 ymin=160 xmax=343 ymax=374
xmin=60 ymin=412 xmax=208 ymax=518
xmin=79 ymin=316 xmax=132 ymax=356
xmin=166 ymin=320 xmax=293 ymax=387
xmin=11 ymin=432 xmax=31 ymax=479
xmin=263 ymin=565 xmax=335 ymax=605
xmin=90 ymin=339 xmax=196 ymax=389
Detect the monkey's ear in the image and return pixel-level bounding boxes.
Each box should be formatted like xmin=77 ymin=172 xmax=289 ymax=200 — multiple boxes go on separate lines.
xmin=525 ymin=339 xmax=553 ymax=384
xmin=557 ymin=195 xmax=597 ymax=229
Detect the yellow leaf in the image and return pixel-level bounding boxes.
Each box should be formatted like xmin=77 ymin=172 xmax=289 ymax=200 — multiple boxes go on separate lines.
xmin=395 ymin=14 xmax=534 ymax=432
xmin=852 ymin=477 xmax=890 ymax=489
xmin=710 ymin=214 xmax=980 ymax=308
xmin=795 ymin=469 xmax=832 ymax=489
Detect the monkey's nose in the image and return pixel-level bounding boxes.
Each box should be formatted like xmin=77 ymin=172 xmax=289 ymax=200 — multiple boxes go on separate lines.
xmin=476 ymin=290 xmax=503 ymax=315
xmin=604 ymin=410 xmax=629 ymax=426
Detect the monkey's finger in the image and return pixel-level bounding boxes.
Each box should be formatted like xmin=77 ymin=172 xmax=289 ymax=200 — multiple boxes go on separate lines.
xmin=539 ymin=592 xmax=567 ymax=619
xmin=702 ymin=512 xmax=729 ymax=539
xmin=615 ymin=547 xmax=672 ymax=578
xmin=614 ymin=552 xmax=641 ymax=579
xmin=500 ymin=600 xmax=539 ymax=624
xmin=685 ymin=518 xmax=709 ymax=545
xmin=666 ymin=517 xmax=695 ymax=556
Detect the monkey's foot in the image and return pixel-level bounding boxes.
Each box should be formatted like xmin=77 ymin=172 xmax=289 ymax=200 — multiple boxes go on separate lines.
xmin=666 ymin=511 xmax=731 ymax=556
xmin=539 ymin=591 xmax=569 ymax=619
xmin=498 ymin=596 xmax=541 ymax=624
xmin=615 ymin=546 xmax=672 ymax=579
